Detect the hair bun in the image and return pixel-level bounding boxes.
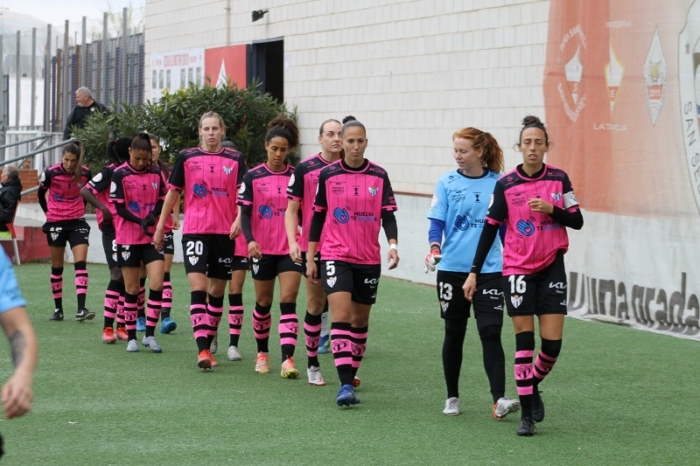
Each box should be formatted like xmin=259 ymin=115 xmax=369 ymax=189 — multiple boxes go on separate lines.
xmin=522 ymin=115 xmax=542 ymax=127
xmin=342 ymin=115 xmax=356 ymax=124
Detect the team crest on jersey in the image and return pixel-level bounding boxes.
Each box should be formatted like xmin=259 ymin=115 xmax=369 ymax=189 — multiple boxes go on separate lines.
xmin=152 ymin=182 xmax=158 ymax=190
xmin=50 ymin=232 xmax=59 ymax=241
xmin=368 ymin=186 xmax=378 ymax=197
xmin=551 ymin=192 xmax=562 ymax=203
xmin=327 ymin=277 xmax=337 ymax=288
xmin=252 ymin=264 xmax=259 ymax=274
xmin=188 ymin=256 xmax=199 ymax=266
xmin=440 ymin=300 xmax=449 ymax=313
xmin=511 ymin=295 xmax=523 ymax=309
xmin=121 ymin=250 xmax=131 ymax=261
xmin=223 ymin=166 xmax=233 ymax=175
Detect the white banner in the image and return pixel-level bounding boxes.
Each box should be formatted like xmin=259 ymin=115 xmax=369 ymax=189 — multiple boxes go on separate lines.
xmin=149 ymin=48 xmax=205 ymax=101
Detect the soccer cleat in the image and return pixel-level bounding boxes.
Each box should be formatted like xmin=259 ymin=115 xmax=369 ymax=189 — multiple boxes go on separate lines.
xmin=198 ymin=349 xmax=213 ymax=370
xmin=336 ymin=384 xmax=360 ymax=406
xmin=493 ymin=397 xmax=521 ymax=419
xmin=210 ymin=334 xmax=218 ymax=354
xmin=443 ymin=397 xmax=460 ymax=416
xmin=136 ymin=317 xmax=146 ymax=332
xmin=317 ymin=334 xmax=330 ymax=354
xmin=532 ymin=389 xmax=545 ymax=422
xmin=116 ymin=326 xmax=128 ymax=341
xmin=49 ymin=309 xmax=64 ymax=321
xmin=281 ymin=357 xmax=300 ymax=379
xmin=126 ymin=339 xmax=139 ymax=352
xmin=102 ymin=327 xmax=117 ymax=344
xmin=227 ymin=345 xmax=242 ymax=361
xmin=210 ymin=351 xmax=219 ymax=367
xmin=160 ymin=317 xmax=177 ymax=334
xmin=353 ymin=377 xmax=361 ymax=388
xmin=516 ymin=417 xmax=536 ymax=436
xmin=255 ymin=352 xmax=270 ymax=374
xmin=76 ymin=308 xmax=95 ymax=322
xmin=141 ymin=336 xmax=163 ymax=353
xmin=307 ymin=366 xmax=326 ymax=386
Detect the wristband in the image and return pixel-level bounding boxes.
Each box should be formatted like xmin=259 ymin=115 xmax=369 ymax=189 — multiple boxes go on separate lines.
xmin=389 ymin=244 xmax=398 ymax=250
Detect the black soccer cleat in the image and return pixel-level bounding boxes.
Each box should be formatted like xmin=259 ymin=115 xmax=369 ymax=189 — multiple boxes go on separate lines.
xmin=49 ymin=309 xmax=64 ymax=321
xmin=516 ymin=417 xmax=536 ymax=436
xmin=76 ymin=308 xmax=96 ymax=322
xmin=532 ymin=389 xmax=545 ymax=423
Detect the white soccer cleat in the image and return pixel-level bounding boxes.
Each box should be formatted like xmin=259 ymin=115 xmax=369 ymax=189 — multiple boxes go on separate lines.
xmin=227 ymin=345 xmax=242 ymax=361
xmin=493 ymin=397 xmax=520 ymax=419
xmin=443 ymin=397 xmax=460 ymax=415
xmin=307 ymin=366 xmax=326 ymax=386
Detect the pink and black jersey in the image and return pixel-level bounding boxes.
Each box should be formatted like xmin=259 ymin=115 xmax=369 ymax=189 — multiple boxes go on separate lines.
xmin=486 ymin=164 xmax=580 ymax=275
xmin=286 ymin=153 xmax=335 ymax=251
xmin=238 ymin=163 xmax=294 ymax=255
xmin=39 ymin=164 xmax=91 ymax=222
xmin=168 ymin=147 xmax=247 ymax=235
xmin=313 ymin=160 xmax=398 ymax=265
xmin=86 ymin=163 xmax=117 ymax=230
xmin=110 ymin=163 xmax=166 ymax=245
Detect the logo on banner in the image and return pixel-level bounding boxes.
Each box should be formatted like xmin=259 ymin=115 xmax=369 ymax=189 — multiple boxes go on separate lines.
xmin=557 ymin=25 xmax=586 ymax=122
xmin=511 ymin=295 xmax=523 ymax=309
xmin=189 ymin=256 xmax=199 ymax=266
xmin=644 ymin=27 xmax=666 ymax=126
xmin=679 ymin=0 xmax=700 ymax=213
xmin=327 ymin=277 xmax=337 ymax=288
xmin=605 ymin=44 xmax=624 ymax=114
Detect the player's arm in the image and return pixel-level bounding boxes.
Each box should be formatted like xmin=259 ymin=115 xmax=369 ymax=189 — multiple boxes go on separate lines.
xmin=0 ymin=306 xmax=38 ymax=419
xmin=285 ymin=199 xmax=302 ymax=262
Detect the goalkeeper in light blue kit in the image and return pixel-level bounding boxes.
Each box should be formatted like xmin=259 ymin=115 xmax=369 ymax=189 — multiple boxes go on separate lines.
xmin=426 ymin=127 xmax=519 ymax=419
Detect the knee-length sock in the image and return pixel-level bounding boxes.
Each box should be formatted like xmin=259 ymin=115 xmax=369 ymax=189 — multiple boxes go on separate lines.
xmin=145 ymin=289 xmax=163 ymax=338
xmin=137 ymin=277 xmax=146 ymax=320
xmin=50 ymin=267 xmax=63 ymax=310
xmin=443 ymin=318 xmax=467 ymax=399
xmin=190 ymin=291 xmax=209 ymax=352
xmin=103 ymin=279 xmax=123 ymax=328
xmin=74 ymin=261 xmax=88 ymax=310
xmin=514 ymin=331 xmax=535 ymax=419
xmin=228 ymin=293 xmax=244 ymax=347
xmin=331 ymin=322 xmax=354 ymax=386
xmin=304 ymin=311 xmax=322 ymax=368
xmin=252 ymin=303 xmax=272 ymax=353
xmin=207 ymin=294 xmax=224 ymax=346
xmin=532 ymin=338 xmax=562 ymax=387
xmin=279 ymin=302 xmax=298 ymax=361
xmin=350 ymin=325 xmax=368 ymax=378
xmin=124 ymin=292 xmax=139 ymax=341
xmin=161 ymin=272 xmax=172 ymax=319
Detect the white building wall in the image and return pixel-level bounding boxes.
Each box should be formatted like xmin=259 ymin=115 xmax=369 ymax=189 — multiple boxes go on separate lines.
xmin=145 ymin=0 xmax=550 ymax=284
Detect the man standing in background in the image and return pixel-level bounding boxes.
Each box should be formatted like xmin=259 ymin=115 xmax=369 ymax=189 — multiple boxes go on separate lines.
xmin=63 ymin=87 xmax=108 ymax=140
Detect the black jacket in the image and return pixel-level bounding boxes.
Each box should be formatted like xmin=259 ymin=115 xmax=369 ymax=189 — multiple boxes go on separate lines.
xmin=63 ymin=101 xmax=108 ymax=140
xmin=0 ymin=177 xmax=22 ymax=229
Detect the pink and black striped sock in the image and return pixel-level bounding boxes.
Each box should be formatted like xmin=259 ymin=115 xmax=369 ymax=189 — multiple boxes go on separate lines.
xmin=207 ymin=294 xmax=224 ymax=346
xmin=350 ymin=325 xmax=368 ymax=378
xmin=228 ymin=293 xmax=244 ymax=347
xmin=74 ymin=261 xmax=88 ymax=310
xmin=145 ymin=289 xmax=163 ymax=338
xmin=533 ymin=338 xmax=562 ymax=387
xmin=137 ymin=277 xmax=146 ymax=320
xmin=304 ymin=311 xmax=322 ymax=368
xmin=331 ymin=322 xmax=354 ymax=386
xmin=103 ymin=279 xmax=122 ymax=329
xmin=50 ymin=267 xmax=63 ymax=310
xmin=278 ymin=302 xmax=298 ymax=361
xmin=116 ymin=291 xmax=125 ymax=327
xmin=252 ymin=303 xmax=272 ymax=353
xmin=161 ymin=272 xmax=172 ymax=319
xmin=514 ymin=331 xmax=536 ymax=419
xmin=124 ymin=292 xmax=139 ymax=341
xmin=190 ymin=291 xmax=209 ymax=352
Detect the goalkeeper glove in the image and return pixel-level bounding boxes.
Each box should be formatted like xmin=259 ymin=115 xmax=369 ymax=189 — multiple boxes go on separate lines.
xmin=423 ymin=245 xmax=442 ymax=273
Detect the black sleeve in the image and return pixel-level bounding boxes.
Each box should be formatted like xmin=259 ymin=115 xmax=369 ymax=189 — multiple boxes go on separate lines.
xmin=550 ymin=207 xmax=584 ymax=230
xmin=308 ymin=210 xmax=327 ymax=243
xmin=116 ymin=203 xmax=143 ymax=225
xmin=381 ymin=211 xmax=397 ymax=242
xmin=470 ymin=223 xmax=500 ymax=274
xmin=241 ymin=204 xmax=254 ymax=243
xmin=38 ymin=187 xmax=48 ymax=213
xmin=152 ymin=199 xmax=164 ymax=217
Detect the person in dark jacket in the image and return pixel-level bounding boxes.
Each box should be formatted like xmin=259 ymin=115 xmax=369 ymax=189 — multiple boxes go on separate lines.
xmin=0 ymin=165 xmax=22 ymax=237
xmin=62 ymin=87 xmax=108 ymax=140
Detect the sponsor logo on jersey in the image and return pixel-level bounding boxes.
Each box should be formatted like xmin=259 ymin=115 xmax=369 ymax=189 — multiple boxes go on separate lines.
xmin=364 ymin=278 xmax=378 ymax=285
xmin=53 ymin=193 xmax=64 ymax=202
xmin=333 ymin=207 xmax=350 ymax=224
xmin=511 ymin=294 xmax=523 ymax=309
xmin=193 ymin=184 xmax=207 ymax=198
xmin=549 ymin=282 xmax=567 ymax=290
xmin=516 ymin=219 xmax=535 ymax=237
xmin=258 ymin=205 xmax=273 ymax=219
xmin=128 ymin=201 xmax=141 ymax=213
xmin=327 ymin=276 xmax=337 ymax=288
xmin=453 ymin=213 xmax=471 ymax=232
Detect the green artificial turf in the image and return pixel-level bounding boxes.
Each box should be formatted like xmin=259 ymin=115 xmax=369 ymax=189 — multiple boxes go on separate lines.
xmin=0 ymin=263 xmax=696 ymax=465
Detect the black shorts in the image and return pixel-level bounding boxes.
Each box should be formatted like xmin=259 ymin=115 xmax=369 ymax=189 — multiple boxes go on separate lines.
xmin=300 ymin=251 xmax=320 ymax=275
xmin=118 ymin=243 xmax=164 ymax=267
xmin=182 ymin=234 xmax=234 ymax=280
xmin=503 ymin=252 xmax=568 ymax=317
xmin=436 ymin=271 xmax=504 ymax=327
xmin=43 ymin=219 xmax=90 ymax=248
xmin=162 ymin=232 xmax=175 ymax=255
xmin=231 ymin=255 xmax=250 ymax=271
xmin=321 ymin=260 xmax=381 ymax=305
xmin=101 ymin=225 xmax=119 ymax=269
xmin=251 ymin=254 xmax=303 ymax=281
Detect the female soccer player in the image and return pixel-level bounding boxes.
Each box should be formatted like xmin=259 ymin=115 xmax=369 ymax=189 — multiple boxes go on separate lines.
xmin=81 ymin=137 xmax=131 ymax=343
xmin=239 ymin=117 xmax=303 ymax=378
xmin=149 ymin=134 xmax=178 ymax=335
xmin=39 ymin=142 xmax=93 ymax=322
xmin=464 ymin=115 xmax=584 ymax=436
xmin=426 ymin=127 xmax=519 ymax=418
xmin=153 ymin=112 xmax=246 ymax=370
xmin=306 ymin=117 xmax=399 ymax=406
xmin=285 ymin=118 xmax=343 ymax=386
xmin=110 ymin=134 xmax=167 ymax=353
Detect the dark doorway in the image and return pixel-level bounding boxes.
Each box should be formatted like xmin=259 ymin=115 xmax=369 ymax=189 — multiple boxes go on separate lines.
xmin=248 ymin=38 xmax=284 ymax=103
